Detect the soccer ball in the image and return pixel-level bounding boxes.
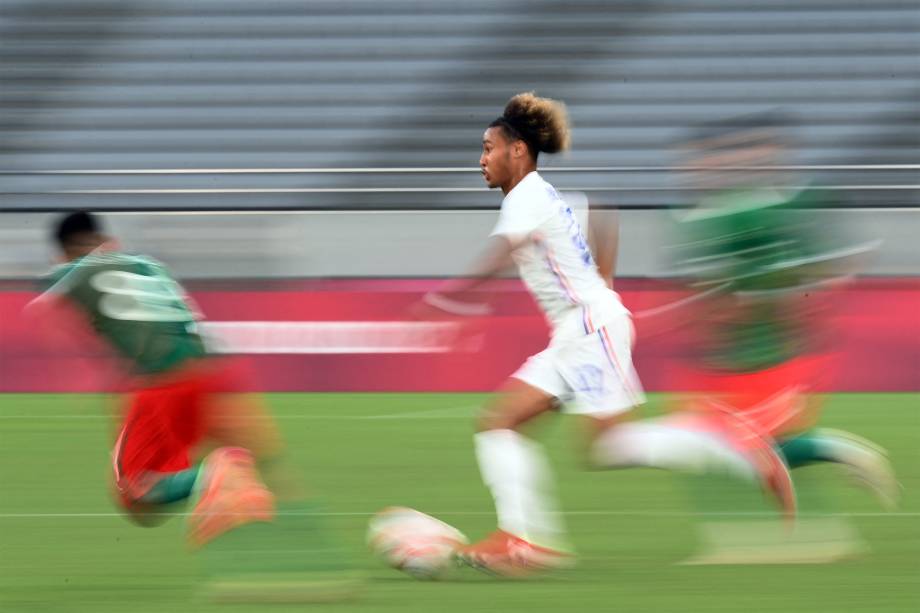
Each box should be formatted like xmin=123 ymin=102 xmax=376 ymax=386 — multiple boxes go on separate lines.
xmin=367 ymin=507 xmax=468 ymax=580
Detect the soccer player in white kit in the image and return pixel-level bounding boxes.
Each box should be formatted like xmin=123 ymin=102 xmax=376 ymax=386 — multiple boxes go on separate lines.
xmin=421 ymin=93 xmax=796 ymax=577
xmin=421 ymin=93 xmax=642 ymax=574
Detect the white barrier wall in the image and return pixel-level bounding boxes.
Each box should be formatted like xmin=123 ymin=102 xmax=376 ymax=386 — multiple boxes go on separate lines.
xmin=1 ymin=208 xmax=916 ymax=279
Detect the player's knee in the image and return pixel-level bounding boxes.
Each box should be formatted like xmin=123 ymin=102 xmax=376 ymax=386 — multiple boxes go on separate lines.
xmin=111 ymin=476 xmax=171 ymax=527
xmin=588 ymin=413 xmax=629 ymax=437
xmin=474 ymin=408 xmax=499 ymax=432
xmin=475 ymin=405 xmax=516 ymax=432
xmin=582 ymin=416 xmax=639 ymax=469
xmin=119 ymin=497 xmax=171 ymax=527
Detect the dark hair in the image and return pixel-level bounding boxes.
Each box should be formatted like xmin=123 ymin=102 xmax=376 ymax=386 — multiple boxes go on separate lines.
xmin=54 ymin=210 xmax=101 ymax=248
xmin=490 ymin=92 xmax=571 ymax=159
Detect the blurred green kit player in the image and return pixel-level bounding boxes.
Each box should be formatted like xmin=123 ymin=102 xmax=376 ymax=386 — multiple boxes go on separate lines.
xmin=669 ymin=114 xmax=898 ymax=562
xmin=28 ymin=211 xmax=354 ymax=602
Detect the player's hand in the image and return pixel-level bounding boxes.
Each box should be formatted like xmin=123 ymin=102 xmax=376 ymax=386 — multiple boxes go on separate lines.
xmin=407 ymin=296 xmax=448 ymax=321
xmin=408 ymin=292 xmax=492 ymax=321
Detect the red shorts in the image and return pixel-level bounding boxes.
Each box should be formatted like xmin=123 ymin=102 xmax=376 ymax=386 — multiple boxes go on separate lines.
xmin=112 ymin=359 xmax=247 ymax=504
xmin=675 ymin=355 xmax=829 ymax=442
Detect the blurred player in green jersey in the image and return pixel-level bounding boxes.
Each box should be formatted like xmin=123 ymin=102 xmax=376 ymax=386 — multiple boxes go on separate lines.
xmin=28 ymin=211 xmax=354 ymax=601
xmin=668 ymin=113 xmax=898 ymax=563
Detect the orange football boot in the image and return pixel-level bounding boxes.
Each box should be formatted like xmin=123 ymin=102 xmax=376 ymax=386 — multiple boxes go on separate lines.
xmin=187 ymin=447 xmax=276 ymax=548
xmin=457 ymin=530 xmax=574 ymax=577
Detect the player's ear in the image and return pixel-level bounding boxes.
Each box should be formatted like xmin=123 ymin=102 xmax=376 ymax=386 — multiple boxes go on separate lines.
xmin=512 ymin=139 xmax=528 ymax=159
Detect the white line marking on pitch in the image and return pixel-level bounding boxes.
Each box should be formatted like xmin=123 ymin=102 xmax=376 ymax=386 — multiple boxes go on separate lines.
xmin=0 ymin=510 xmax=915 ymax=519
xmin=0 ymin=415 xmax=105 ymax=419
xmin=362 ymin=404 xmax=478 ymax=419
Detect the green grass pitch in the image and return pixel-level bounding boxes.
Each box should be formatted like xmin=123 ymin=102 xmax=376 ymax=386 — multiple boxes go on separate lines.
xmin=1 ymin=393 xmax=917 ymax=612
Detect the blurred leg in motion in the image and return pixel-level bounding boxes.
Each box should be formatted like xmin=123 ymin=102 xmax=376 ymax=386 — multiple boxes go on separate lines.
xmin=462 ymin=313 xmax=647 ymax=577
xmin=186 ymin=447 xmax=275 ymax=549
xmin=590 ymin=413 xmax=796 ymax=520
xmin=191 ymin=371 xmax=358 ymax=602
xmin=779 ymin=428 xmax=899 ymax=510
xmin=112 ymin=360 xmax=357 ymax=602
xmin=671 ymin=388 xmax=895 ymax=565
xmin=460 ymin=378 xmax=575 ymax=577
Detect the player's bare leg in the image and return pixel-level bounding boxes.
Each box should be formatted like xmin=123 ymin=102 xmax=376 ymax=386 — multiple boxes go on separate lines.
xmin=203 ymin=391 xmax=305 ymax=501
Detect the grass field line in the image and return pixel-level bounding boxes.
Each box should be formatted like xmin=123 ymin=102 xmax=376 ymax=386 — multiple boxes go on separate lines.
xmin=361 ymin=404 xmax=480 ymax=419
xmin=0 ymin=404 xmax=480 ymax=421
xmin=0 ymin=510 xmax=915 ymax=519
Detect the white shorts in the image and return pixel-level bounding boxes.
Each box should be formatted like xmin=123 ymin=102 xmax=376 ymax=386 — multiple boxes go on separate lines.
xmin=512 ymin=315 xmax=645 ymax=417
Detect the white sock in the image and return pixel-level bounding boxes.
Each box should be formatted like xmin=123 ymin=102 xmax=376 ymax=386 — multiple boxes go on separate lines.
xmin=474 ymin=429 xmax=567 ymax=549
xmin=591 ymin=420 xmax=757 ymax=481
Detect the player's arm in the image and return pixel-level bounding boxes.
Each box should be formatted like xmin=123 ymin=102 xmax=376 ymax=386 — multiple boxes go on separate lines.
xmin=588 ymin=205 xmax=619 ymax=289
xmin=419 ymin=193 xmax=542 ymax=317
xmin=23 ymin=261 xmax=108 ymax=351
xmin=22 ymin=288 xmax=74 ymax=350
xmin=420 ymin=235 xmax=516 ymax=316
xmin=24 ymin=262 xmax=83 ymax=319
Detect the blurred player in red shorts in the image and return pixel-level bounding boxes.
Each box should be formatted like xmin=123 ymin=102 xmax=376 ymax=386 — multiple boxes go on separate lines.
xmin=665 ymin=114 xmax=898 ymax=562
xmin=28 ymin=211 xmax=352 ymax=600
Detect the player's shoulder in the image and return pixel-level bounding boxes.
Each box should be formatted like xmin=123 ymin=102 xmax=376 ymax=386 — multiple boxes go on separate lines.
xmin=88 ymin=252 xmax=170 ymax=273
xmin=73 ymin=252 xmax=172 ymax=281
xmin=504 ymin=172 xmax=562 ymax=210
xmin=560 ymin=190 xmax=588 ymax=208
xmin=37 ymin=254 xmax=116 ymax=295
xmin=39 ymin=260 xmax=81 ymax=292
xmin=76 ymin=250 xmax=139 ymax=267
xmin=530 ymin=172 xmax=564 ymax=203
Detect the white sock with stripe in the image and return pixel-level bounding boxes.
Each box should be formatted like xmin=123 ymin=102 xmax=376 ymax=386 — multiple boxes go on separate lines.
xmin=474 ymin=429 xmax=567 ymax=549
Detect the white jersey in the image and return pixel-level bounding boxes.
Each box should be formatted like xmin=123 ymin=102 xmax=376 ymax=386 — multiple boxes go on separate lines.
xmin=491 ymin=171 xmax=628 ymax=341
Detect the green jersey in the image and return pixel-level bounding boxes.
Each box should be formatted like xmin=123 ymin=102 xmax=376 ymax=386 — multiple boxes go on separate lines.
xmin=674 ymin=187 xmax=833 ymax=373
xmin=40 ymin=252 xmax=208 ymax=375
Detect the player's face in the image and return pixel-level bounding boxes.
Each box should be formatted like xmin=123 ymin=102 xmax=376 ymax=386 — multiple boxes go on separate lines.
xmin=684 ymin=131 xmax=784 ymax=191
xmin=61 ymin=232 xmax=112 ymax=261
xmin=480 ymin=127 xmax=513 ymax=189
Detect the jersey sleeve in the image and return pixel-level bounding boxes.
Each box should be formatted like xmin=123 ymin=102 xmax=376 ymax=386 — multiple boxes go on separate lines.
xmin=34 ymin=261 xmax=90 ymax=302
xmin=561 ymin=191 xmax=590 ymax=233
xmin=490 ymin=190 xmax=554 ymax=244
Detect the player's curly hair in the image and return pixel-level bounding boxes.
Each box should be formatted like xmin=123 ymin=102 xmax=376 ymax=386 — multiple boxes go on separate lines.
xmin=490 ymin=92 xmax=571 ymax=159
